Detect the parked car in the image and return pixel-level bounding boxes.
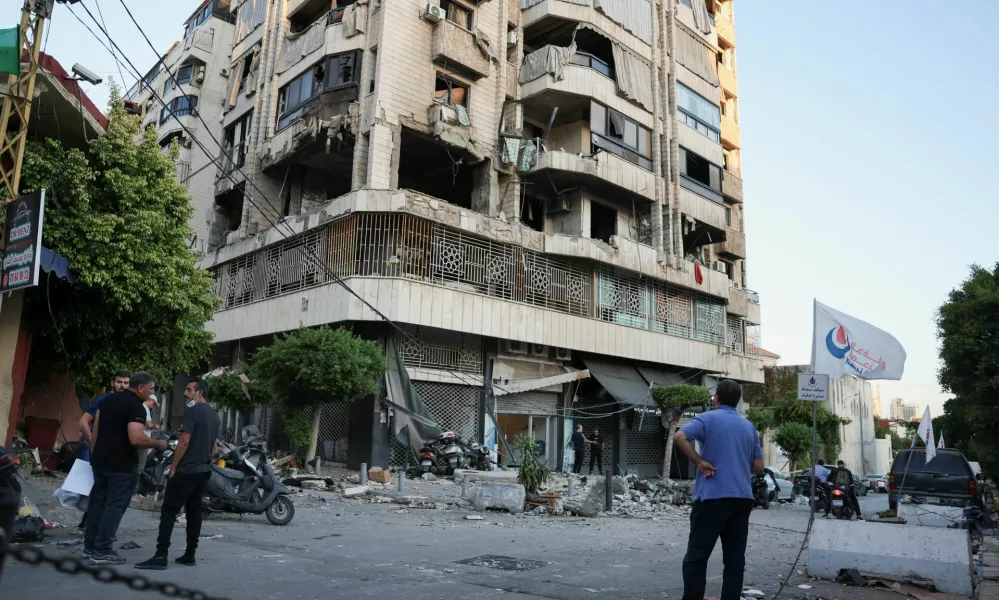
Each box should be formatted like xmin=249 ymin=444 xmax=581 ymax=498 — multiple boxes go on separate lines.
xmin=888 ymin=448 xmax=983 ymax=511
xmin=864 ymin=474 xmax=887 ymax=493
xmin=763 ymin=466 xmax=795 ymax=502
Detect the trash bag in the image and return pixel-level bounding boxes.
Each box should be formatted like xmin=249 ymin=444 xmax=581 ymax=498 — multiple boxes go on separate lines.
xmin=53 ymin=487 xmax=89 ymax=511
xmin=17 ymin=495 xmax=43 ymax=519
xmin=11 ymin=515 xmax=45 ymax=542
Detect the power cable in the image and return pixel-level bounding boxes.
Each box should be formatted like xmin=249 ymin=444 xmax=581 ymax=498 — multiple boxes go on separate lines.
xmin=93 ymin=0 xmax=126 ymax=88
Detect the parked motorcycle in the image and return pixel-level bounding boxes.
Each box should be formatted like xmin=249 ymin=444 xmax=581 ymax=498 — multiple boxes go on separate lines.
xmin=418 ymin=439 xmax=442 ymax=474
xmin=137 ymin=433 xmax=179 ymax=498
xmin=752 ymin=472 xmax=770 ymax=510
xmin=202 ymin=426 xmax=295 ymax=526
xmin=810 ymin=484 xmax=829 ymax=513
xmin=0 ymin=445 xmax=21 ymax=496
xmin=829 ymin=484 xmax=854 ymax=520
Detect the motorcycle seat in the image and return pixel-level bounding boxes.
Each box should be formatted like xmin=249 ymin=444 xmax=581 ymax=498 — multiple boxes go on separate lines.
xmin=211 ymin=464 xmax=248 ymax=480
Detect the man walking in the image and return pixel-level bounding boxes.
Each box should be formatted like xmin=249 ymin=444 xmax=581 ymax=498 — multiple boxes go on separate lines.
xmin=588 ymin=428 xmax=604 ymax=475
xmin=673 ymin=379 xmax=764 ymax=600
xmin=137 ymin=379 xmax=220 ymax=570
xmin=76 ymin=370 xmax=130 ymax=531
xmin=568 ymin=425 xmax=586 ymax=475
xmin=86 ymin=372 xmax=166 ymax=565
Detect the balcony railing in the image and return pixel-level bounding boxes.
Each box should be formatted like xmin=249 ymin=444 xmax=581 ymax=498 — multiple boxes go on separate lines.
xmin=184 ymin=27 xmax=215 ymax=53
xmin=208 ymin=211 xmax=761 ymax=355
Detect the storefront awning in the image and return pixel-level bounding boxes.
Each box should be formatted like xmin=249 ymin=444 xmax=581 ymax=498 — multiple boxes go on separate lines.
xmin=493 ymin=368 xmax=590 ymax=396
xmin=40 ymin=247 xmax=74 ymax=283
xmin=635 ymin=366 xmax=685 ymax=388
xmin=581 ymin=358 xmax=653 ymax=407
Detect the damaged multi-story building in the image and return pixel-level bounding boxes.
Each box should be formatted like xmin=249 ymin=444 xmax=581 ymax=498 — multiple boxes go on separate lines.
xmin=136 ymin=0 xmax=763 ymax=476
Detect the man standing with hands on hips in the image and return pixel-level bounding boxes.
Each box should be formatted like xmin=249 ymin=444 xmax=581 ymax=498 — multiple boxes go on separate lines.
xmin=673 ymin=379 xmax=764 ymax=600
xmin=137 ymin=379 xmax=220 ymax=570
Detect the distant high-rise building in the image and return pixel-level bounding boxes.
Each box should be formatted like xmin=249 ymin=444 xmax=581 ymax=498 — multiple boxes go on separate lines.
xmin=872 ymin=384 xmax=882 ymax=417
xmin=890 ymin=398 xmax=919 ymax=421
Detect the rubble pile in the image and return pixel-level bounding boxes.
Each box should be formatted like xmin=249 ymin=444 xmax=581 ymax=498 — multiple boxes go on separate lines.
xmin=547 ymin=473 xmax=692 ymax=519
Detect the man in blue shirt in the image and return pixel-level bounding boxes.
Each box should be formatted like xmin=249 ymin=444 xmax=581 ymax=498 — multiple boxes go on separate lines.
xmin=674 ymin=379 xmax=764 ymax=600
xmin=79 ymin=371 xmax=132 ymax=461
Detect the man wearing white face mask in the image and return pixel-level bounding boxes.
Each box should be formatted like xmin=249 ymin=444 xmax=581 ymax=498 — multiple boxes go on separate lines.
xmin=137 ymin=379 xmax=219 ymax=570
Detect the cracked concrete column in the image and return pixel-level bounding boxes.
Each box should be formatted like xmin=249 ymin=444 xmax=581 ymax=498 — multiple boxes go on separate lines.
xmin=366 ymin=122 xmax=398 ymax=189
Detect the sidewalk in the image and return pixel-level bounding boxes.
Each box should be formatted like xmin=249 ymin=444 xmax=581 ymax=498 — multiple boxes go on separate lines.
xmin=978 ymin=538 xmax=999 ymax=599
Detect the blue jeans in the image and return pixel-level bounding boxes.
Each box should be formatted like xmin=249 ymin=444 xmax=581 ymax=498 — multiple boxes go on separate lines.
xmin=84 ymin=467 xmax=138 ymax=554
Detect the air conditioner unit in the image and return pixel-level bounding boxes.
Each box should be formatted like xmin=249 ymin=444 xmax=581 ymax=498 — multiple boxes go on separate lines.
xmin=507 ymin=30 xmax=519 ymax=46
xmin=430 ymin=103 xmax=459 ymax=125
xmin=712 ymin=261 xmax=728 ymax=274
xmin=220 ymin=68 xmax=230 ymax=77
xmin=195 ymin=66 xmax=206 ymax=83
xmin=545 ymin=195 xmax=571 ymax=213
xmin=554 ymin=347 xmax=572 ymax=361
xmin=530 ymin=343 xmax=547 ymax=357
xmin=423 ymin=3 xmax=446 ymax=23
xmin=502 ymin=339 xmax=529 ymax=355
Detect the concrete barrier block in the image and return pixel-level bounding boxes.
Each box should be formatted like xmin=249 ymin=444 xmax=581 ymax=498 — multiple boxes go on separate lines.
xmin=807 ymin=519 xmax=973 ymax=597
xmin=472 ymin=483 xmax=526 ymax=514
xmin=898 ymin=503 xmax=966 ymax=528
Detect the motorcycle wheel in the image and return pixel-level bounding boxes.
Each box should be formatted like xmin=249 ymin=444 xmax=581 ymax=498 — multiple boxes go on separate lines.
xmin=266 ymin=495 xmax=295 ymax=526
xmin=761 ymin=493 xmax=770 ymax=510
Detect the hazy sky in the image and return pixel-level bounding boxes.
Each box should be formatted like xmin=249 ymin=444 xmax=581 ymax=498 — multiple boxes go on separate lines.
xmin=8 ymin=2 xmax=997 ymax=415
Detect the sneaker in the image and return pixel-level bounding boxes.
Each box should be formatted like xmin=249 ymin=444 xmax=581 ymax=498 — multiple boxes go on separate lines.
xmin=135 ymin=554 xmax=168 ymax=570
xmin=90 ymin=552 xmax=126 ymax=565
xmin=82 ymin=548 xmax=94 ymax=559
xmin=175 ymin=553 xmax=196 ymax=567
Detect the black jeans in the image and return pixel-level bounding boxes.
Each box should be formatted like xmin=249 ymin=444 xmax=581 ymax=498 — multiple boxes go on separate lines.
xmin=589 ymin=450 xmax=603 ymax=474
xmin=573 ymin=449 xmax=585 ymax=474
xmin=85 ymin=467 xmax=139 ymax=555
xmin=682 ymin=498 xmax=754 ymax=600
xmin=156 ymin=471 xmax=211 ymax=555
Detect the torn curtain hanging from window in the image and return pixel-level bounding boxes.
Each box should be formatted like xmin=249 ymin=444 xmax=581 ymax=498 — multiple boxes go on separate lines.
xmin=610 ymin=42 xmax=654 ymax=112
xmin=675 ymin=25 xmax=719 ymax=86
xmin=519 ymin=42 xmax=578 ymax=84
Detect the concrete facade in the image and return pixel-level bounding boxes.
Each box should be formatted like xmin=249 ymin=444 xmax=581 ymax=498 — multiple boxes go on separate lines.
xmin=130 ymin=0 xmax=765 ymax=473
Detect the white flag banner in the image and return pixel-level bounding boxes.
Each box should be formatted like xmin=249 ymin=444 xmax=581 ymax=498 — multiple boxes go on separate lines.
xmin=810 ymin=301 xmax=907 ymax=380
xmin=917 ymin=406 xmax=936 ymax=463
xmin=938 ymin=434 xmax=946 ymax=449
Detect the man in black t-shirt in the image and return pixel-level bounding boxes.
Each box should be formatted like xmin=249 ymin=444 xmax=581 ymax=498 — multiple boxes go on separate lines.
xmin=825 ymin=460 xmax=862 ymax=520
xmin=85 ymin=372 xmax=167 ymax=565
xmin=588 ymin=428 xmax=605 ymax=475
xmin=568 ymin=425 xmax=587 ymax=474
xmin=137 ymin=379 xmax=220 ymax=570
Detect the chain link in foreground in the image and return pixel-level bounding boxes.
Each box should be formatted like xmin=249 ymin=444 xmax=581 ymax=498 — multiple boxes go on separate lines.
xmin=1 ymin=543 xmax=231 ymax=600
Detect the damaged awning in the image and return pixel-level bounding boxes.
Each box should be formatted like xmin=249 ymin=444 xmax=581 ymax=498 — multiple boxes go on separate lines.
xmin=385 ymin=336 xmax=442 ymax=456
xmin=635 ymin=366 xmax=685 ymax=388
xmin=40 ymin=247 xmax=74 ymax=283
xmin=493 ymin=368 xmax=590 ymax=396
xmin=582 ymin=358 xmax=652 ymax=406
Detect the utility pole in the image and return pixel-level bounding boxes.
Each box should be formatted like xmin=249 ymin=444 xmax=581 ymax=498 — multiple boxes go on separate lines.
xmin=0 ymin=1 xmax=78 ymax=205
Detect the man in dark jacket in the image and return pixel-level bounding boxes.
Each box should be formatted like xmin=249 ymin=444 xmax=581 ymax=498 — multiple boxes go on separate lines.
xmin=825 ymin=460 xmax=862 ymax=520
xmin=567 ymin=425 xmax=587 ymax=474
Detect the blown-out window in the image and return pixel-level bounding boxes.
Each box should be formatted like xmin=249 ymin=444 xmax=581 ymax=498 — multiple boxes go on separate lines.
xmin=276 ymin=51 xmax=361 ymax=131
xmin=160 ymin=95 xmax=198 ymax=124
xmin=589 ymin=101 xmax=652 ymax=171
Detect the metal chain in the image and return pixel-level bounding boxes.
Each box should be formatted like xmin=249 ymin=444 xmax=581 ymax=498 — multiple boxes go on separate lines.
xmin=1 ymin=542 xmax=231 ymax=600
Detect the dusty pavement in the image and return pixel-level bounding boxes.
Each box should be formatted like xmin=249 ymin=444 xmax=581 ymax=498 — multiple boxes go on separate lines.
xmin=1 ymin=476 xmax=893 ymax=600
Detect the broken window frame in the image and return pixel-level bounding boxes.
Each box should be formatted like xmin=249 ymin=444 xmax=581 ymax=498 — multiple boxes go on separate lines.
xmin=589 ymin=100 xmax=652 ymax=171
xmin=237 ymin=51 xmax=255 ymax=94
xmin=434 ymin=73 xmax=469 ymax=108
xmin=678 ymin=147 xmax=724 ymax=205
xmin=183 ymin=0 xmax=234 ymax=39
xmin=276 ymin=50 xmax=362 ymax=131
xmin=440 ymin=0 xmax=474 ymax=30
xmin=223 ymin=110 xmax=253 ymax=171
xmin=159 ymin=95 xmax=199 ymax=125
xmin=164 ymin=63 xmax=197 ymax=95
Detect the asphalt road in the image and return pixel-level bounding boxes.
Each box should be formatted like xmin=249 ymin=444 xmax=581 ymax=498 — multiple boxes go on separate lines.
xmin=1 ymin=478 xmax=893 ymax=600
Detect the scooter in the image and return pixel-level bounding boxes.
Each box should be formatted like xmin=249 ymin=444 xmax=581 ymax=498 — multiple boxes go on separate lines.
xmin=829 ymin=484 xmax=854 ymax=520
xmin=752 ymin=472 xmax=770 ymax=510
xmin=202 ymin=426 xmax=295 ymax=526
xmin=137 ymin=433 xmax=179 ymax=497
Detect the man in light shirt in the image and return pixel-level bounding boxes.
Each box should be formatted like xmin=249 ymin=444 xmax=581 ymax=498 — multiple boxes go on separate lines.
xmin=137 ymin=394 xmax=160 ymax=475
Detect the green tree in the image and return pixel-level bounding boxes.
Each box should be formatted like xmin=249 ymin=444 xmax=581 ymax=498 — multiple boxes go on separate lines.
xmin=18 ymin=93 xmax=216 ymax=388
xmin=515 ymin=435 xmax=549 ymax=495
xmin=773 ymin=422 xmax=812 ymax=472
xmin=252 ymin=327 xmax=387 ymax=459
xmin=873 ymin=416 xmax=891 ymax=440
xmin=745 ymin=407 xmax=774 ymax=435
xmin=652 ymin=384 xmax=711 ymax=480
xmin=937 ymin=264 xmax=999 ymax=475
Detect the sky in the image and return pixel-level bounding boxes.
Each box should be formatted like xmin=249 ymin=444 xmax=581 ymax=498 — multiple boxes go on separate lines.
xmin=7 ymin=1 xmax=998 ymax=416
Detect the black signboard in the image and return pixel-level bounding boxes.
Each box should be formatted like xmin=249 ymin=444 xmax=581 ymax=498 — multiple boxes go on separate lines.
xmin=1 ymin=190 xmax=45 ymax=292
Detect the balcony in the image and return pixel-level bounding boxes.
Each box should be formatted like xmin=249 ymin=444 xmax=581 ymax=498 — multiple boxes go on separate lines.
xmin=521 ymin=61 xmax=652 ymax=128
xmin=721 ymin=116 xmax=740 ymax=150
xmin=529 ymin=149 xmax=656 ymax=202
xmin=183 ymin=26 xmax=215 ymax=54
xmin=722 ymin=170 xmax=742 ymax=202
xmin=678 ymin=185 xmax=727 ymax=231
xmin=431 ymin=20 xmax=490 ymax=80
xmin=719 ymin=227 xmax=745 ymax=259
xmin=719 ymin=64 xmax=738 ymax=95
xmin=521 ymin=0 xmax=652 ymax=59
xmin=716 ymin=14 xmax=735 ymax=47
xmin=728 ymin=287 xmax=750 ymax=318
xmin=508 ymin=0 xmax=519 ymax=26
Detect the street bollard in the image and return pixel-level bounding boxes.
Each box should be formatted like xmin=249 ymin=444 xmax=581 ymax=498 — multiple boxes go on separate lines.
xmin=398 ymin=470 xmax=406 ymax=494
xmin=360 ymin=462 xmax=368 ymax=486
xmin=567 ymin=476 xmax=574 ymax=497
xmin=462 ymin=473 xmax=470 ymax=498
xmin=605 ymin=470 xmax=613 ymax=512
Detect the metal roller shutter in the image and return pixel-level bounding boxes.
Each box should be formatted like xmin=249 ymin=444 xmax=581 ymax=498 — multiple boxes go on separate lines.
xmin=496 ymin=391 xmax=559 ymax=415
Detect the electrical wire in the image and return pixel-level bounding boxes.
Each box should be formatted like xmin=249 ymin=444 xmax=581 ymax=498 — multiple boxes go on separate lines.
xmin=93 ymin=0 xmax=126 ymax=88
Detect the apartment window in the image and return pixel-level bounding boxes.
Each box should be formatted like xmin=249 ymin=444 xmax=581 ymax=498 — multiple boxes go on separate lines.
xmin=224 ymin=111 xmax=253 ymax=170
xmin=724 ymin=205 xmax=732 ymax=227
xmin=440 ymin=0 xmax=473 ymax=29
xmin=237 ymin=51 xmax=254 ymax=93
xmin=434 ymin=74 xmax=468 ymax=107
xmin=160 ymin=95 xmax=198 ymax=124
xmin=676 ymin=83 xmax=720 ymax=143
xmin=276 ymin=51 xmax=361 ymax=131
xmin=590 ymin=202 xmax=617 ymax=243
xmin=183 ymin=0 xmax=233 ymax=38
xmin=679 ymin=147 xmax=723 ymax=204
xmin=589 ymin=100 xmax=652 ymax=171
xmin=569 ymin=51 xmax=613 ymax=79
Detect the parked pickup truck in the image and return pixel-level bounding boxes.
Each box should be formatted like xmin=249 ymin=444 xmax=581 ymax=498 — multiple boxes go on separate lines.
xmin=888 ymin=448 xmax=983 ymax=510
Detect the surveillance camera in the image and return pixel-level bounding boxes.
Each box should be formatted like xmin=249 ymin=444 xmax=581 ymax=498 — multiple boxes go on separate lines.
xmin=71 ymin=63 xmax=103 ymax=86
